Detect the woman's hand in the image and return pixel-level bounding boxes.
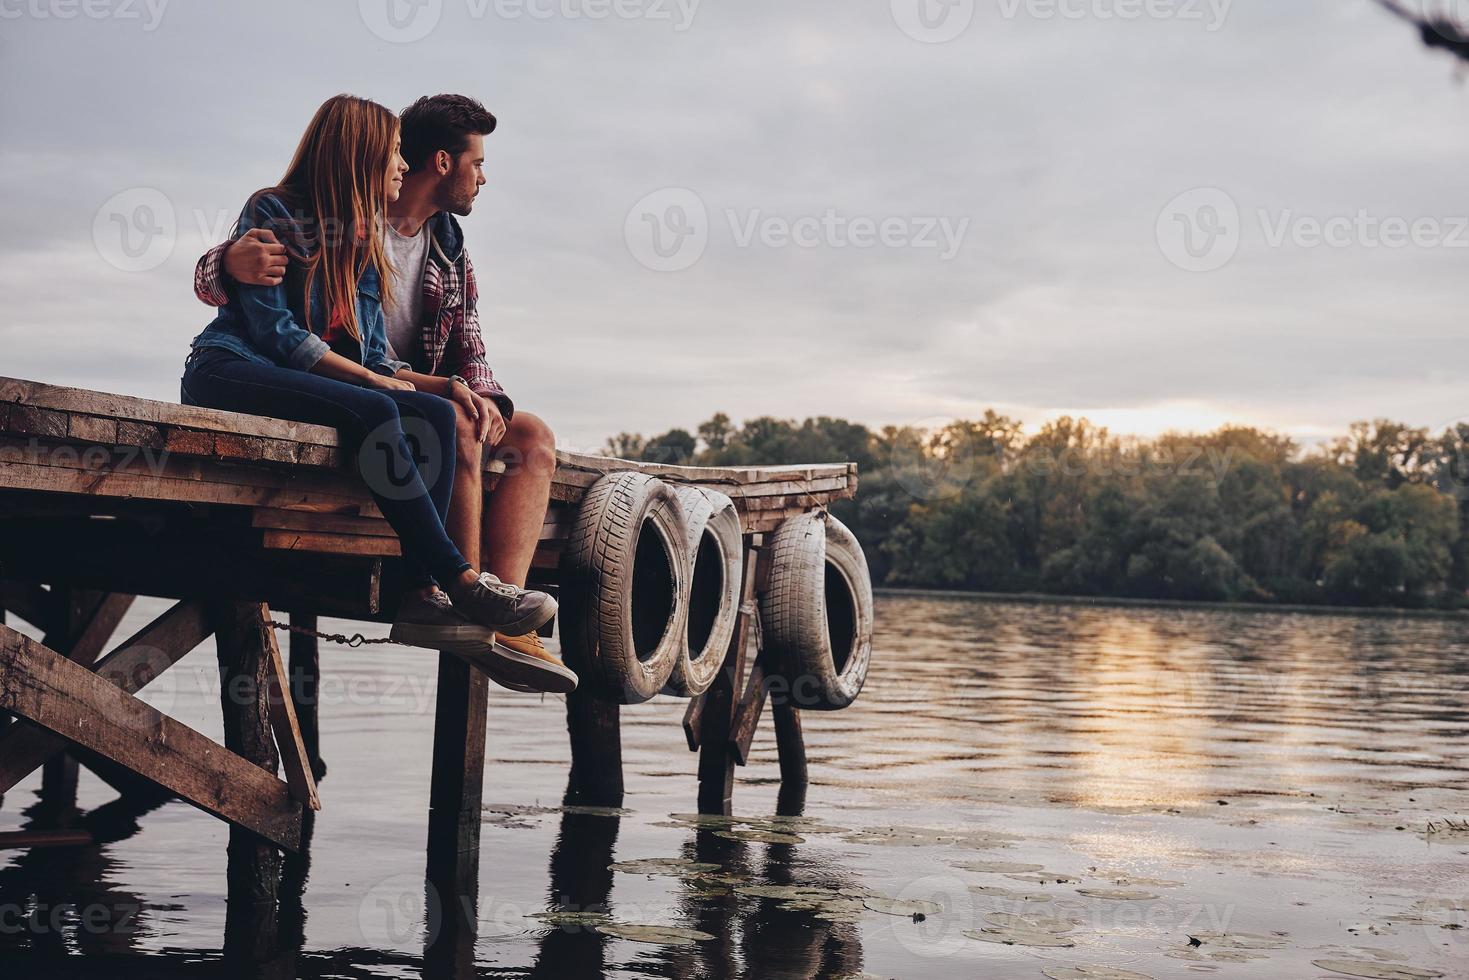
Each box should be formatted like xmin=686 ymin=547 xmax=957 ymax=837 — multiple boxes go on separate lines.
xmin=363 ymin=371 xmax=415 ymax=393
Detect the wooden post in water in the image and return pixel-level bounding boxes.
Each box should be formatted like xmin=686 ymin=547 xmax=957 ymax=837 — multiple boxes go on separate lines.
xmin=564 ymin=687 xmax=623 ymax=807
xmin=696 ymin=533 xmax=764 ymax=814
xmin=287 ymin=612 xmax=325 ymax=780
xmin=424 ymin=652 xmax=488 ymax=973
xmin=39 ymin=589 xmax=134 ymax=814
xmin=211 ymin=600 xmax=284 ymax=962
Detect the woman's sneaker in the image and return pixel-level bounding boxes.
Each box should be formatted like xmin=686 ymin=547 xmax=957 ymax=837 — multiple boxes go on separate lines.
xmin=389 ymin=589 xmax=495 ymax=653
xmin=445 ymin=573 xmax=558 ymax=637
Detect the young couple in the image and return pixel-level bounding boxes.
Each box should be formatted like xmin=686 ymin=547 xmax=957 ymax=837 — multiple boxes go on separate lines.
xmin=180 ymin=93 xmax=576 ymax=695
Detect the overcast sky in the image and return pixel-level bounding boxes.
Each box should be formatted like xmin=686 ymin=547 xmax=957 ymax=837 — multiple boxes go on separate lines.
xmin=2 ymin=0 xmax=1467 ymax=450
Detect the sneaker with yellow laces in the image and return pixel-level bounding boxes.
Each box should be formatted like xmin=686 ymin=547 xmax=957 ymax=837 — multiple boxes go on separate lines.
xmin=480 ymin=630 xmax=578 ymax=695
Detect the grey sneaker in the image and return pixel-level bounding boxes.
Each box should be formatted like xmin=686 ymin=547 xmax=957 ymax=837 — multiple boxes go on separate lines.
xmin=446 ymin=573 xmax=558 ymax=638
xmin=389 ymin=589 xmax=495 ymax=653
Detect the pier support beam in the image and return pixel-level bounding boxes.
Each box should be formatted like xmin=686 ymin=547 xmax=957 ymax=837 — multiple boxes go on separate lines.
xmin=696 ymin=535 xmax=764 ymax=814
xmin=424 ymin=653 xmax=488 ymax=975
xmin=564 ymin=688 xmax=623 ymax=807
xmin=287 ymin=613 xmax=326 ymax=781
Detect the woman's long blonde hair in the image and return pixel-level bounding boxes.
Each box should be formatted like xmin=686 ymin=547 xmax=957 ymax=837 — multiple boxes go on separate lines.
xmin=272 ymin=94 xmax=397 ymax=342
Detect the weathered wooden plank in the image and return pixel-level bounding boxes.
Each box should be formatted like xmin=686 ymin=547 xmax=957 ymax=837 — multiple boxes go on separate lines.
xmin=0 ymin=460 xmax=376 ymax=516
xmin=261 ymin=530 xmax=402 ymax=558
xmin=252 ymin=508 xmax=397 ymax=538
xmin=0 ymin=829 xmax=95 ymax=849
xmin=7 ymin=404 xmax=68 ymax=439
xmin=0 ymin=376 xmax=341 ymax=447
xmin=0 ymin=599 xmax=213 ymax=794
xmin=0 ymin=623 xmax=301 ymax=849
xmin=66 ymin=413 xmax=118 ymax=444
xmin=115 ymin=420 xmax=164 ymax=450
xmin=216 ymin=433 xmax=302 ymax=466
xmin=255 ymin=604 xmax=321 ymax=811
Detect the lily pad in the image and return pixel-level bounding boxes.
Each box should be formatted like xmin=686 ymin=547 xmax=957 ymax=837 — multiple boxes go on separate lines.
xmin=1076 ymin=888 xmax=1161 ymax=901
xmin=609 ymin=858 xmax=722 ymax=876
xmin=560 ymin=805 xmax=632 ymax=817
xmin=1043 ymin=968 xmax=1157 ymax=980
xmin=965 ymin=928 xmax=1075 ymax=948
xmin=594 ymin=923 xmax=715 ymax=946
xmin=1191 ymin=931 xmax=1287 ymax=950
xmin=714 ymin=829 xmax=804 ymax=845
xmin=969 ymin=885 xmax=1052 ymax=902
xmin=1311 ymin=962 xmax=1444 ymax=980
xmin=955 ymin=860 xmax=1046 ymax=874
xmin=527 ymin=909 xmax=613 ymax=927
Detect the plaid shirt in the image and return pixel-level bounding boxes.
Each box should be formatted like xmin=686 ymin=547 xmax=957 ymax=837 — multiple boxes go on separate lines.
xmin=194 ymin=212 xmax=514 ymax=421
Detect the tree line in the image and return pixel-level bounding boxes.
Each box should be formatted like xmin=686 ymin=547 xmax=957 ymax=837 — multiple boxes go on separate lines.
xmin=605 ymin=413 xmax=1469 ymax=608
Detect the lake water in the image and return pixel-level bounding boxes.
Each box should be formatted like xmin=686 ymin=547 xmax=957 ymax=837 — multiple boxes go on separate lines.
xmin=1 ymin=593 xmax=1466 ymax=979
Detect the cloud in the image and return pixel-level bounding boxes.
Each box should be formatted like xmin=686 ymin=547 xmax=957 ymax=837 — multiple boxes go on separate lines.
xmin=1 ymin=0 xmax=1466 ymax=449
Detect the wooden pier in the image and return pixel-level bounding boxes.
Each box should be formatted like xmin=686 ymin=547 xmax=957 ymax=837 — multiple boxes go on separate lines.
xmin=0 ymin=375 xmax=860 ymax=965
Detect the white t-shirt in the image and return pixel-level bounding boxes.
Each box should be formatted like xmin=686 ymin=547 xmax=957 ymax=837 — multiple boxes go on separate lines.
xmin=383 ymin=223 xmax=430 ymax=363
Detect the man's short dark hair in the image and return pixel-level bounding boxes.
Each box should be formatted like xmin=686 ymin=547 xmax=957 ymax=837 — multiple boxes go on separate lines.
xmin=399 ymin=94 xmax=497 ymax=173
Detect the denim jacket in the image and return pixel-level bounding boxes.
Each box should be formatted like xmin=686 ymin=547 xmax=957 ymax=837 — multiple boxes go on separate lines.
xmin=186 ymin=191 xmax=409 ymax=376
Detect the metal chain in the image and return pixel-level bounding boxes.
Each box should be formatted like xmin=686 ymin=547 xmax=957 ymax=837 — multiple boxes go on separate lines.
xmin=267 ymin=619 xmax=401 ymax=648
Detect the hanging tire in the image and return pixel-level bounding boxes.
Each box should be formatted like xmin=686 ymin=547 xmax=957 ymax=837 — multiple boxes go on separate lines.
xmin=662 ymin=485 xmax=744 ymax=698
xmin=558 ymin=471 xmax=689 ymax=704
xmin=760 ymin=511 xmax=873 ymax=711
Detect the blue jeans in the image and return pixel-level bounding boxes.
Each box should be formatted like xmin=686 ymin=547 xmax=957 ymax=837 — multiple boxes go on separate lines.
xmin=181 ymin=346 xmax=471 ymax=589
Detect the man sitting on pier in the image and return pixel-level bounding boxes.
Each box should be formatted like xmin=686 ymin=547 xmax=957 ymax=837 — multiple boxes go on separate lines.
xmin=192 ymin=94 xmax=561 ymax=693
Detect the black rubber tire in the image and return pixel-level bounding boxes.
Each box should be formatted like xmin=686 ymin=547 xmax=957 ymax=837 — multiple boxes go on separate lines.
xmin=662 ymin=485 xmax=744 ymax=698
xmin=759 ymin=511 xmax=873 ymax=710
xmin=558 ymin=471 xmax=688 ymax=704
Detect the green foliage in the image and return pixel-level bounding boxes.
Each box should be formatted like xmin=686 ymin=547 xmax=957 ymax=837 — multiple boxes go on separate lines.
xmin=603 ymin=411 xmax=1469 ymax=608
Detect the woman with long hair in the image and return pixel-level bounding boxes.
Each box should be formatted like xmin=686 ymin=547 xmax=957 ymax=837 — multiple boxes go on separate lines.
xmin=181 ymin=95 xmax=576 ymax=694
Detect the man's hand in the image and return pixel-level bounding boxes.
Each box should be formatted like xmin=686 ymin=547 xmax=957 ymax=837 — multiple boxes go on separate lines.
xmin=225 ymin=228 xmax=288 ymax=287
xmin=449 ymin=380 xmax=505 ymax=445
